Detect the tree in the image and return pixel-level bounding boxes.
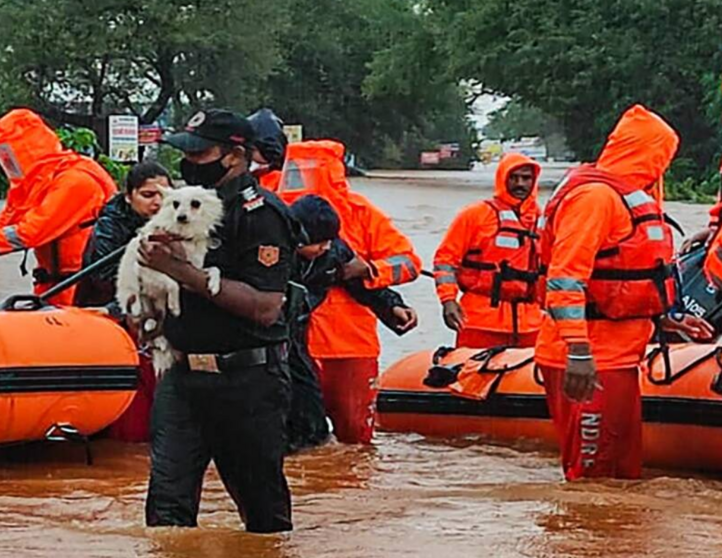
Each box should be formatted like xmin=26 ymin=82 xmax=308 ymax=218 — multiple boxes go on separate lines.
xmin=0 ymin=0 xmax=474 ymax=169
xmin=435 ymin=0 xmax=722 ymax=171
xmin=0 ymin=0 xmax=289 ymax=130
xmin=264 ymin=0 xmax=474 ymax=166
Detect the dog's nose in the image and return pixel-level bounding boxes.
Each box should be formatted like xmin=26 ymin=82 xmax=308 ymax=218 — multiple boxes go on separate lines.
xmin=177 ymin=214 xmax=188 ymax=223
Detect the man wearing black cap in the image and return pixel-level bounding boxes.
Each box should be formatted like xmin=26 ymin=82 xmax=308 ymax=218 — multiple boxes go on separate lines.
xmin=138 ymin=109 xmax=297 ymax=532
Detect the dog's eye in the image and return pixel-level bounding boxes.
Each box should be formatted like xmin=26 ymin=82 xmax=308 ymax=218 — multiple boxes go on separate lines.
xmin=190 ymin=200 xmax=201 ymax=209
xmin=172 ymin=201 xmax=180 ymax=209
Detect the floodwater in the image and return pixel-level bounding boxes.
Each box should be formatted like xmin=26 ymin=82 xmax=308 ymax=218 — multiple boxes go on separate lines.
xmin=2 ymin=167 xmax=722 ymax=558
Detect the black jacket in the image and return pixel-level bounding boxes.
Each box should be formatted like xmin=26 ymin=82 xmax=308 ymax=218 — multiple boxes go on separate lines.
xmin=75 ymin=193 xmax=146 ymax=306
xmin=294 ymin=238 xmax=408 ymax=334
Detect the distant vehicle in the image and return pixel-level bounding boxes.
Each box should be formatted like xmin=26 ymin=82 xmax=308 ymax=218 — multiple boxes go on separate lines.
xmin=502 ymin=137 xmax=547 ymax=161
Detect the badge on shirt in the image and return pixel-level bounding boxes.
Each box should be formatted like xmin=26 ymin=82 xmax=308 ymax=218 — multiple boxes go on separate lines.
xmin=242 ymin=186 xmax=265 ymax=212
xmin=258 ymin=245 xmax=280 ymax=267
xmin=243 ymin=197 xmax=265 ymax=212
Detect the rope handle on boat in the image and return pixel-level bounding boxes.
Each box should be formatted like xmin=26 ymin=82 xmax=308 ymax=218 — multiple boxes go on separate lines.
xmin=646 ymin=345 xmax=721 ymax=386
xmin=0 ymin=294 xmax=49 ymax=311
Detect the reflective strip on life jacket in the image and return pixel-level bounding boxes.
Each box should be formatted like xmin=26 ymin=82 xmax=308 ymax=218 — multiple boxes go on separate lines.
xmin=548 ymin=305 xmax=586 ymax=321
xmin=647 ymin=226 xmax=664 ymax=241
xmin=385 ymin=254 xmax=419 ymax=283
xmin=540 ymin=166 xmax=675 ymax=320
xmin=498 ymin=210 xmax=520 ymax=222
xmin=547 ymin=277 xmax=586 ymax=292
xmin=623 ymin=190 xmax=656 ymax=208
xmin=2 ymin=225 xmax=25 ymax=250
xmin=495 ymin=236 xmax=521 ymax=249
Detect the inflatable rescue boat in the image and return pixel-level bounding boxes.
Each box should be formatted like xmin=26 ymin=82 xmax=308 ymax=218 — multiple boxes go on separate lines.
xmin=0 ymin=295 xmax=138 ymax=445
xmin=377 ymin=342 xmax=722 ymax=472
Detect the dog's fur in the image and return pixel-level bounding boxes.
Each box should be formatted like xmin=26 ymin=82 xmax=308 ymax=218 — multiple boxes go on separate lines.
xmin=116 ymin=186 xmax=225 ymax=375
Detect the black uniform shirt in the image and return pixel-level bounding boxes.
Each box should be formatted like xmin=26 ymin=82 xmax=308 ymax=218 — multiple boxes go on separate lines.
xmin=164 ymin=173 xmax=295 ymax=354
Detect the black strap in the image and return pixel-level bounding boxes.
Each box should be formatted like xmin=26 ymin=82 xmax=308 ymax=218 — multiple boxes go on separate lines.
xmin=591 ymin=263 xmax=674 ymax=281
xmin=632 ymin=213 xmax=664 ymax=226
xmin=19 ymin=250 xmax=29 ymax=277
xmin=596 ymin=246 xmax=620 ymax=259
xmin=460 ymin=259 xmax=496 ymax=271
xmin=664 ymin=213 xmax=685 ymax=236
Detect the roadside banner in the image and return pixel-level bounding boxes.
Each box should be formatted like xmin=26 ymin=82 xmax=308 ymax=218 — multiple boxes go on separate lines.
xmin=108 ymin=115 xmax=139 ymax=162
xmin=138 ymin=124 xmax=163 ymax=145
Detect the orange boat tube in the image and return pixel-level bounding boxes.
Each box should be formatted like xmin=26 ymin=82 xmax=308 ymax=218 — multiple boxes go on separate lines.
xmin=377 ymin=343 xmax=722 ymax=472
xmin=0 ymin=297 xmax=138 ymax=444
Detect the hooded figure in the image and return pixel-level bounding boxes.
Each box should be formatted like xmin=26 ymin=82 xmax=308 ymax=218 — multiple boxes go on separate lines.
xmin=276 ymin=140 xmax=422 ymax=444
xmin=0 ymin=109 xmax=116 ymax=305
xmin=535 ymin=104 xmax=681 ymax=481
xmin=248 ymin=108 xmax=288 ymax=192
xmin=433 ymin=152 xmax=543 ymax=349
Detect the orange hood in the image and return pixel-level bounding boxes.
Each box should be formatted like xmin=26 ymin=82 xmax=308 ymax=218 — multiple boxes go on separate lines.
xmin=0 ymin=109 xmax=71 ymax=213
xmin=279 ymin=139 xmax=357 ymax=233
xmin=596 ymin=104 xmax=679 ymax=197
xmin=494 ymin=152 xmax=541 ymax=228
xmin=0 ymin=108 xmax=116 ymax=224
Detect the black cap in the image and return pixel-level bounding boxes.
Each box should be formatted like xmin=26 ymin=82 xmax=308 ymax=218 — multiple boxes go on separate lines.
xmin=163 ymin=109 xmax=256 ymax=153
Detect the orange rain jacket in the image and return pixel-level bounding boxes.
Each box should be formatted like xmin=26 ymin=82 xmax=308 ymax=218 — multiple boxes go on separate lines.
xmin=0 ymin=109 xmax=116 ymax=305
xmin=277 ymin=140 xmax=422 ymax=358
xmin=433 ymin=153 xmax=543 ymax=335
xmin=257 ymin=169 xmax=282 ymax=192
xmin=535 ymin=105 xmax=679 ymax=370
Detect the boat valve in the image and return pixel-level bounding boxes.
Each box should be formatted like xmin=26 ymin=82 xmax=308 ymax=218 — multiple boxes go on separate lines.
xmin=44 ymin=423 xmax=93 ymax=465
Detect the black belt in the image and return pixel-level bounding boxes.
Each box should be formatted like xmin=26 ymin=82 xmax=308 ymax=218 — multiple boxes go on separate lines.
xmin=184 ymin=343 xmax=288 ymax=373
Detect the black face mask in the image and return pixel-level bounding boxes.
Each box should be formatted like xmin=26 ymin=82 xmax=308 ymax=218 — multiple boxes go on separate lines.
xmin=180 ymin=156 xmax=228 ymax=187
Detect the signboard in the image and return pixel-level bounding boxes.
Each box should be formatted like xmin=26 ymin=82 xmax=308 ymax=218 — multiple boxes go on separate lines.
xmin=139 ymin=124 xmax=163 ymax=145
xmin=420 ymin=151 xmax=440 ymax=166
xmin=438 ymin=142 xmax=460 ymax=160
xmin=108 ymin=115 xmax=139 ymax=162
xmin=283 ymin=125 xmax=303 ymax=144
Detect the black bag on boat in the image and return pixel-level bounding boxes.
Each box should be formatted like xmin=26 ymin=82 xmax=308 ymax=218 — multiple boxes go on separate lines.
xmin=677 ymin=244 xmax=722 ymax=333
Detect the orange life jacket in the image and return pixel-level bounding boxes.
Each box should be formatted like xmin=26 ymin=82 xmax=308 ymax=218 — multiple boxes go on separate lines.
xmin=540 ymin=165 xmax=675 ymax=320
xmin=457 ymin=198 xmax=539 ymax=305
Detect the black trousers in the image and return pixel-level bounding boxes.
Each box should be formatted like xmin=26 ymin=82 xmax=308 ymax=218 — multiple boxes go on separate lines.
xmin=145 ymin=348 xmax=292 ymax=533
xmin=286 ymin=328 xmax=330 ymax=454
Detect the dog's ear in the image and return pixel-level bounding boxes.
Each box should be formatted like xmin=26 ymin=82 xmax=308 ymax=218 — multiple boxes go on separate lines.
xmin=158 ymin=185 xmax=173 ymax=198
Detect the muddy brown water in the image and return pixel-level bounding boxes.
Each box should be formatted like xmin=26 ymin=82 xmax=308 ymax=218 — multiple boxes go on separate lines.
xmin=1 ymin=169 xmax=722 ymax=558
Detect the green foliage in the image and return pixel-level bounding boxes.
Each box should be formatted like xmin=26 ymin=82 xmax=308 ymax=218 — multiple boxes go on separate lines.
xmin=484 ymin=100 xmax=560 ymax=141
xmin=422 ymin=0 xmax=722 ymax=173
xmin=57 ymin=126 xmax=128 ymax=187
xmin=56 ymin=127 xmax=99 ymax=156
xmin=97 ymin=155 xmax=130 ymax=188
xmin=0 ymin=0 xmax=291 ymax=125
xmin=0 ymin=172 xmax=7 ymax=199
xmin=665 ymin=164 xmax=720 ymax=203
xmin=263 ymin=0 xmax=473 ymax=167
xmin=155 ymin=144 xmax=183 ymax=180
xmin=0 ymin=0 xmax=474 ymax=169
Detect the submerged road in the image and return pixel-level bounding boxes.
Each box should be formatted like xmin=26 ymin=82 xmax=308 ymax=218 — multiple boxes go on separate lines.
xmin=0 ymin=166 xmax=720 ymax=558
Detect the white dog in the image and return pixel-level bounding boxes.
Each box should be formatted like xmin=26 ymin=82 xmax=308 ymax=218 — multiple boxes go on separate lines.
xmin=116 ymin=186 xmax=225 ymax=375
